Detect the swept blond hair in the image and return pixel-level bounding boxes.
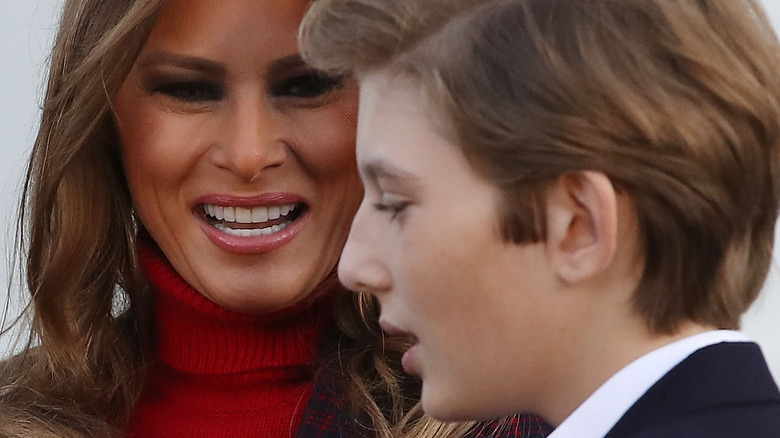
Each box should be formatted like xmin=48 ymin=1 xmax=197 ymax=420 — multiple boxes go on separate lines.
xmin=301 ymin=0 xmax=780 ymax=334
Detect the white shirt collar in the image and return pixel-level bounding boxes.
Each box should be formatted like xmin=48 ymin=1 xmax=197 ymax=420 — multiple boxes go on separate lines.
xmin=548 ymin=330 xmax=750 ymax=438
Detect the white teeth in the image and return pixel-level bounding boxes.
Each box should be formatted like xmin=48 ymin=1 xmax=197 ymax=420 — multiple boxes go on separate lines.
xmin=235 ymin=207 xmax=252 ymax=224
xmin=213 ymin=221 xmax=290 ymax=237
xmin=223 ymin=207 xmax=236 ymax=222
xmin=202 ymin=203 xmax=298 ymax=224
xmin=203 ymin=204 xmax=226 ymax=220
xmin=252 ymin=206 xmax=269 ymax=222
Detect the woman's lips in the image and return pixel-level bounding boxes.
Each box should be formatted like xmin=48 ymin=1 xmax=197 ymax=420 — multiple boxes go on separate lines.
xmin=193 ymin=193 xmax=309 ymax=254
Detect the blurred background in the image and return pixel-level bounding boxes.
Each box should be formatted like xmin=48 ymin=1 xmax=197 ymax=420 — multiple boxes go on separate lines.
xmin=1 ymin=1 xmax=779 ymax=383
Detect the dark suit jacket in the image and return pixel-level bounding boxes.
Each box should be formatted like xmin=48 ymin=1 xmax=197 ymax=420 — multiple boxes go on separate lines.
xmin=605 ymin=342 xmax=780 ymax=438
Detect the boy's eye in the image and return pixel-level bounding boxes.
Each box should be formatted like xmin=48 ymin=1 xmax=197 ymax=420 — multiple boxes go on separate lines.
xmin=373 ymin=200 xmax=410 ymax=221
xmin=272 ymin=71 xmax=345 ymax=99
xmin=152 ymin=81 xmax=224 ymax=103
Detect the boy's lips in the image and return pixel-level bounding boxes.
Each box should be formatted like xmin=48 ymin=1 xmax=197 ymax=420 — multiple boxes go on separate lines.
xmin=379 ymin=320 xmax=412 ymax=338
xmin=380 ymin=320 xmax=421 ymax=375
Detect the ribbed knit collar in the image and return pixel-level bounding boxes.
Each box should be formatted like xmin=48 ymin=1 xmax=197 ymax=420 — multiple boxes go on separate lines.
xmin=137 ymin=239 xmax=334 ymax=376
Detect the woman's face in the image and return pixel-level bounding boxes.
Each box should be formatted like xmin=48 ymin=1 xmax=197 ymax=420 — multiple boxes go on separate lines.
xmin=114 ymin=0 xmax=361 ymax=313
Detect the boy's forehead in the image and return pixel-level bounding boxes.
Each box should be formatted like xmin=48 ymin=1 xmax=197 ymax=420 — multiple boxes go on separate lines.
xmin=355 ymin=70 xmax=427 ymax=151
xmin=358 ymin=70 xmax=428 ymax=115
xmin=354 ymin=69 xmax=469 ymax=181
xmin=356 ymin=69 xmax=453 ymax=146
xmin=354 ymin=75 xmax=420 ymax=180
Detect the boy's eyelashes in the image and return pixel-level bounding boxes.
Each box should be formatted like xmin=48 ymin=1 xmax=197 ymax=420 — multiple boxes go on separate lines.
xmin=372 ymin=197 xmax=411 ymax=221
xmin=373 ymin=201 xmax=408 ymax=220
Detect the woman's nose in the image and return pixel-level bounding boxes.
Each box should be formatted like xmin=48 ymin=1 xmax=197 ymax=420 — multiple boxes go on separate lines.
xmin=214 ymin=99 xmax=287 ymax=182
xmin=338 ymin=203 xmax=392 ymax=296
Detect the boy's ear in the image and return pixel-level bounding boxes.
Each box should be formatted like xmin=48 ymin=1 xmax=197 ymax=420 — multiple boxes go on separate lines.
xmin=545 ymin=171 xmax=618 ymax=285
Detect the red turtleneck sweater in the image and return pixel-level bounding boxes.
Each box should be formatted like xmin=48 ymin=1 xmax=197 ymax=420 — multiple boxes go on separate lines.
xmin=126 ymin=242 xmax=333 ymax=438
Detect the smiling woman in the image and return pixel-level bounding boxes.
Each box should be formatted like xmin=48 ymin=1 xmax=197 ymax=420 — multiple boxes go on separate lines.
xmin=0 ymin=0 xmax=551 ymax=437
xmin=0 ymin=0 xmax=780 ymax=437
xmin=113 ymin=0 xmax=362 ymax=314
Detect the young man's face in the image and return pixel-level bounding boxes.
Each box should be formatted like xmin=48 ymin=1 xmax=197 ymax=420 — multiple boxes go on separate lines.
xmin=339 ymin=70 xmax=559 ymax=421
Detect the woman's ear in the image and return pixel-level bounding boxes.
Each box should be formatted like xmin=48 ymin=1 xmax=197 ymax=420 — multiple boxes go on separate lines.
xmin=545 ymin=171 xmax=617 ymax=285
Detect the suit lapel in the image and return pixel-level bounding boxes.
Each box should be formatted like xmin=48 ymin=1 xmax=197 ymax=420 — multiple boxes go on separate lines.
xmin=605 ymin=342 xmax=780 ymax=438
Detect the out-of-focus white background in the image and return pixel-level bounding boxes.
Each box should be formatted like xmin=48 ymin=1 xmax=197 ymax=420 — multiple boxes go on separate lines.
xmin=1 ymin=1 xmax=779 ymax=382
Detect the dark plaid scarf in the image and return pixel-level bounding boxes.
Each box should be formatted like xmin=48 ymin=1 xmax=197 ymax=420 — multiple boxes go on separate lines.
xmin=296 ymin=367 xmax=553 ymax=438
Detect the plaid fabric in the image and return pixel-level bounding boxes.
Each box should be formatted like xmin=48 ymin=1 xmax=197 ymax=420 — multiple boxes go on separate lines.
xmin=296 ymin=370 xmax=553 ymax=438
xmin=295 ymin=369 xmax=362 ymax=438
xmin=464 ymin=416 xmax=554 ymax=438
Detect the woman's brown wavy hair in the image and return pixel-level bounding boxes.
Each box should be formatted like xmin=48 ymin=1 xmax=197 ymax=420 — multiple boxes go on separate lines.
xmin=0 ymin=0 xmax=483 ymax=436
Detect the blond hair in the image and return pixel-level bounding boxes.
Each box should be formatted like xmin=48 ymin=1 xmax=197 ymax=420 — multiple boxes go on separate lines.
xmin=301 ymin=0 xmax=780 ymax=333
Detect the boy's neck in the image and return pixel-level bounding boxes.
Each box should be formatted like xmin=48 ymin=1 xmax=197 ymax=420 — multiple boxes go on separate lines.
xmin=541 ymin=318 xmax=715 ymax=426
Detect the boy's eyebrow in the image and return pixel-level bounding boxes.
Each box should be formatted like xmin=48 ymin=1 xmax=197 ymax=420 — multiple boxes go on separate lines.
xmin=361 ymin=159 xmax=420 ymax=186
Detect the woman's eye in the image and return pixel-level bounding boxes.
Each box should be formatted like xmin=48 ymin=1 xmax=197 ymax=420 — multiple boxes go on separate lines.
xmin=151 ymin=81 xmax=224 ymax=103
xmin=272 ymin=71 xmax=345 ymax=99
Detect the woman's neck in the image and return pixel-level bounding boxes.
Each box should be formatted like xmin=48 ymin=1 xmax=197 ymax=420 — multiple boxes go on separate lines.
xmin=137 ymin=239 xmax=334 ymax=374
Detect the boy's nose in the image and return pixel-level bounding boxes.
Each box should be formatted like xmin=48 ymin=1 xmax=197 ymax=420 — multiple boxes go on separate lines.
xmin=338 ymin=203 xmax=392 ymax=295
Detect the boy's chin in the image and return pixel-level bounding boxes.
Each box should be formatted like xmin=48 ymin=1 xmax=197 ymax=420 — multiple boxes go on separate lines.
xmin=421 ymin=384 xmax=506 ymax=423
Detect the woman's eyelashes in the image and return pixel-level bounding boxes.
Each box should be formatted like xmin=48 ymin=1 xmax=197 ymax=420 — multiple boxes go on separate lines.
xmin=271 ymin=71 xmax=345 ymax=99
xmin=149 ymin=80 xmax=224 ymax=103
xmin=144 ymin=71 xmax=344 ymax=105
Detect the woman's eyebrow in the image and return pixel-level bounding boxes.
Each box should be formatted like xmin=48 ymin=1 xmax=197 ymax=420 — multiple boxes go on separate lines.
xmin=266 ymin=54 xmax=309 ymax=76
xmin=138 ymin=52 xmax=307 ymax=77
xmin=137 ymin=51 xmax=227 ymax=76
